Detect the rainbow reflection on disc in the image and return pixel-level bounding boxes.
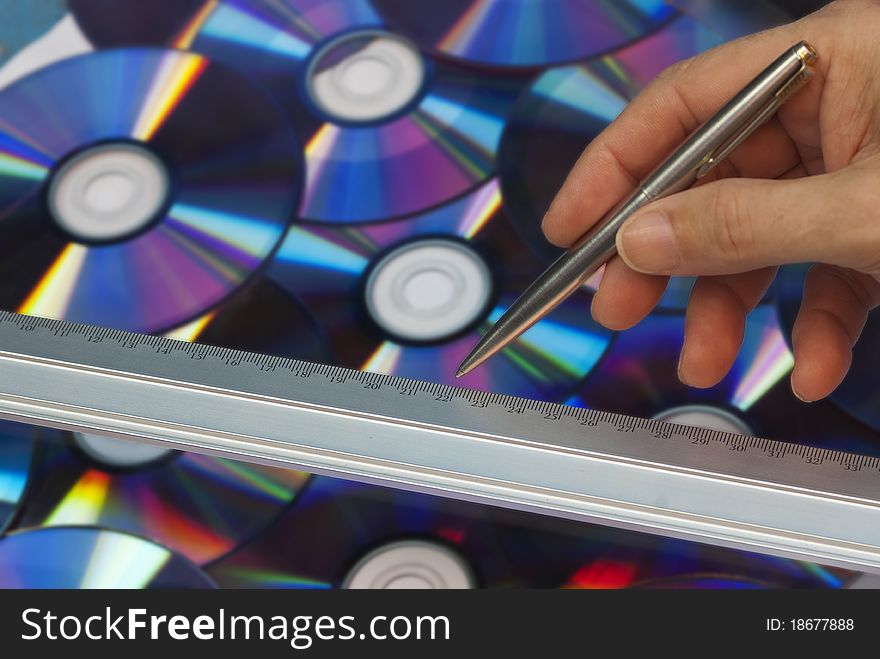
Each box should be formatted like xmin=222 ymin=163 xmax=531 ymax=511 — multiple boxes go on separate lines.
xmin=0 ymin=421 xmax=35 ymax=533
xmin=489 ymin=508 xmax=848 ymax=589
xmin=776 ymin=264 xmax=880 ymax=434
xmin=371 ymin=0 xmax=676 ymax=69
xmin=0 ymin=527 xmax=215 ymax=588
xmin=267 ymin=179 xmax=612 ymax=399
xmin=572 ymin=305 xmax=880 ymax=456
xmin=14 ymin=278 xmax=326 ymax=565
xmin=0 ymin=48 xmax=301 ymax=333
xmin=173 ymin=277 xmax=333 ymax=362
xmin=208 ymin=477 xmax=518 ymax=588
xmin=498 ymin=15 xmax=723 ymax=276
xmin=70 ymin=0 xmax=526 ymax=224
xmin=18 ymin=429 xmax=311 ymax=565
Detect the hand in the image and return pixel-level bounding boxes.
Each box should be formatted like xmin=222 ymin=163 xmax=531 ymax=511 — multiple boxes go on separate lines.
xmin=542 ymin=0 xmax=880 ymax=403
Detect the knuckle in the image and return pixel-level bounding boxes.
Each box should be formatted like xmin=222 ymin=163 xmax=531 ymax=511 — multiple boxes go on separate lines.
xmin=655 ymin=57 xmax=694 ymax=84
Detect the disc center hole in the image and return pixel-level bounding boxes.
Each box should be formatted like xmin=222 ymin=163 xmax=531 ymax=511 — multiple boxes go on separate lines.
xmin=83 ymin=171 xmax=137 ymax=214
xmin=365 ymin=239 xmax=492 ymax=342
xmin=307 ymin=30 xmax=425 ymax=123
xmin=340 ymin=56 xmax=396 ymax=97
xmin=48 ymin=143 xmax=170 ymax=242
xmin=401 ymin=267 xmax=458 ymax=314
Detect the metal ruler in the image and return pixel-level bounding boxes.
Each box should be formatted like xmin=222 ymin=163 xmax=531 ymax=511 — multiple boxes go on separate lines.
xmin=0 ymin=310 xmax=879 ymax=573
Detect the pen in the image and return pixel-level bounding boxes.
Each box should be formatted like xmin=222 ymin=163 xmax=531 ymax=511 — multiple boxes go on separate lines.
xmin=457 ymin=41 xmax=817 ymax=378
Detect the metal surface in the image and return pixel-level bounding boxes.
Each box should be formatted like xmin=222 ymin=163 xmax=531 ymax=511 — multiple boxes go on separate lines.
xmin=0 ymin=311 xmax=879 ymax=572
xmin=457 ymin=41 xmax=817 ymax=377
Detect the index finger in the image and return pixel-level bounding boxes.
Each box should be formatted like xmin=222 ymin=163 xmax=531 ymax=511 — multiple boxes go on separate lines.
xmin=541 ymin=19 xmax=820 ymax=248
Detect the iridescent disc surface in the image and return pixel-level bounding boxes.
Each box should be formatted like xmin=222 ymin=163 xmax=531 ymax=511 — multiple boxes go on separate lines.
xmin=183 ymin=277 xmax=333 ymax=361
xmin=14 ymin=282 xmax=326 ymax=565
xmin=0 ymin=527 xmax=215 ymax=588
xmin=776 ymin=264 xmax=880 ymax=434
xmin=267 ymin=180 xmax=612 ymax=399
xmin=489 ymin=508 xmax=849 ymax=588
xmin=208 ymin=477 xmax=518 ymax=588
xmin=371 ymin=0 xmax=676 ymax=69
xmin=572 ymin=305 xmax=880 ymax=456
xmin=0 ymin=48 xmax=301 ymax=332
xmin=71 ymin=0 xmax=526 ymax=223
xmin=498 ymin=16 xmax=722 ymax=281
xmin=0 ymin=421 xmax=36 ymax=533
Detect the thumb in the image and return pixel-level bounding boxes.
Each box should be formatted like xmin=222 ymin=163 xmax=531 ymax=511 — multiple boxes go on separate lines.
xmin=615 ymin=172 xmax=877 ymax=276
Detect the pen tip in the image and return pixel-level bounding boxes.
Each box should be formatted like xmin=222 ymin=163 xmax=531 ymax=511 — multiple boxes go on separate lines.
xmin=455 ymin=368 xmax=467 ymax=379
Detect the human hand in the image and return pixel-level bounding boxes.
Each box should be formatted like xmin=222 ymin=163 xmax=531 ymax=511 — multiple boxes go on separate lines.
xmin=541 ymin=0 xmax=880 ymax=403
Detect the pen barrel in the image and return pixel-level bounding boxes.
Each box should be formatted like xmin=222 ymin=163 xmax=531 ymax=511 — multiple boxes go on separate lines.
xmin=640 ymin=42 xmax=813 ymax=198
xmin=565 ymin=188 xmax=651 ymax=279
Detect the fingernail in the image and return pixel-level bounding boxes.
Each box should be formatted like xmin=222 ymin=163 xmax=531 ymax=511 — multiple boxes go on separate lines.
xmin=677 ymin=349 xmax=692 ymax=387
xmin=791 ymin=378 xmax=812 ymax=403
xmin=617 ymin=211 xmax=679 ymax=274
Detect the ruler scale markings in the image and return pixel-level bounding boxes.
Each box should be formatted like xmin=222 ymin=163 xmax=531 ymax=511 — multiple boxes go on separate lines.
xmin=1 ymin=310 xmax=880 ymax=571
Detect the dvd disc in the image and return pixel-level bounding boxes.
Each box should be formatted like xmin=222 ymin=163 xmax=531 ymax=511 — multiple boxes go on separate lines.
xmin=207 ymin=477 xmax=517 ymax=588
xmin=0 ymin=48 xmax=301 ymax=333
xmin=371 ymin=0 xmax=677 ymax=69
xmin=70 ymin=0 xmax=526 ymax=224
xmin=14 ymin=278 xmax=328 ymax=566
xmin=489 ymin=509 xmax=849 ymax=588
xmin=0 ymin=527 xmax=215 ymax=588
xmin=776 ymin=264 xmax=880 ymax=434
xmin=178 ymin=277 xmax=333 ymax=361
xmin=18 ymin=428 xmax=310 ymax=565
xmin=498 ymin=15 xmax=722 ymax=269
xmin=208 ymin=476 xmax=850 ymax=589
xmin=0 ymin=421 xmax=35 ymax=533
xmin=69 ymin=0 xmax=212 ymax=46
xmin=572 ymin=304 xmax=880 ymax=456
xmin=267 ymin=179 xmax=612 ymax=398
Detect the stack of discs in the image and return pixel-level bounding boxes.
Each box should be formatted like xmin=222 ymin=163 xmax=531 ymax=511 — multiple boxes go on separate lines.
xmin=70 ymin=0 xmax=528 ymax=224
xmin=1 ymin=0 xmax=850 ymax=592
xmin=207 ymin=477 xmax=850 ymax=589
xmin=0 ymin=47 xmax=302 ymax=333
xmin=488 ymin=507 xmax=849 ymax=589
xmin=207 ymin=477 xmax=517 ymax=589
xmin=14 ymin=277 xmax=333 ymax=565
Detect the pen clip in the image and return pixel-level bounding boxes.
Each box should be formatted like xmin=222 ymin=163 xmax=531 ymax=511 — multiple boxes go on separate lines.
xmin=695 ymin=64 xmax=814 ymax=180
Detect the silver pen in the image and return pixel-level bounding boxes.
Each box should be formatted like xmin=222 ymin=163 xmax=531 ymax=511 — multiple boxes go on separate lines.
xmin=458 ymin=41 xmax=817 ymax=378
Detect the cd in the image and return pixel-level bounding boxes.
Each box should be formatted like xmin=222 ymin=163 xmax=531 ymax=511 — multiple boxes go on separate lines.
xmin=209 ymin=476 xmax=849 ymax=589
xmin=0 ymin=527 xmax=215 ymax=588
xmin=70 ymin=0 xmax=527 ymax=224
xmin=267 ymin=179 xmax=613 ymax=398
xmin=489 ymin=508 xmax=849 ymax=589
xmin=0 ymin=48 xmax=301 ymax=333
xmin=498 ymin=15 xmax=723 ymax=269
xmin=572 ymin=304 xmax=880 ymax=456
xmin=776 ymin=264 xmax=880 ymax=434
xmin=0 ymin=421 xmax=36 ymax=533
xmin=14 ymin=281 xmax=328 ymax=566
xmin=207 ymin=477 xmax=517 ymax=588
xmin=371 ymin=0 xmax=677 ymax=69
xmin=0 ymin=2 xmax=68 ymax=67
xmin=173 ymin=276 xmax=333 ymax=361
